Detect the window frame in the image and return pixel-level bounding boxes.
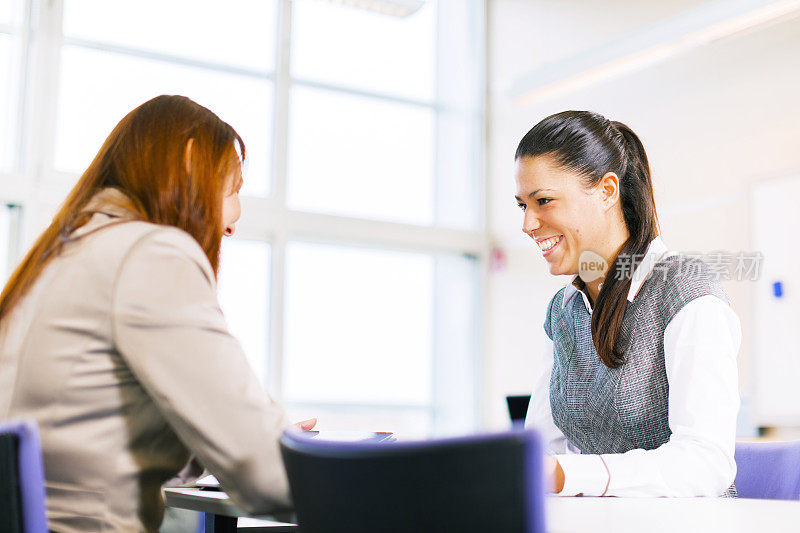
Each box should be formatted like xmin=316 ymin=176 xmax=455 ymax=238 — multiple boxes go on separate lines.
xmin=1 ymin=0 xmax=489 ymax=436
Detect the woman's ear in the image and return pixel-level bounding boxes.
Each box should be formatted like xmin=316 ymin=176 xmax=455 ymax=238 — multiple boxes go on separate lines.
xmin=184 ymin=138 xmax=194 ymax=174
xmin=599 ymin=172 xmax=620 ymax=210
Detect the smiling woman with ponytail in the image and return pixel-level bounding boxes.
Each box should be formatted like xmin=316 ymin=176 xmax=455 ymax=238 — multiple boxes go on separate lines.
xmin=515 ymin=111 xmax=740 ymax=498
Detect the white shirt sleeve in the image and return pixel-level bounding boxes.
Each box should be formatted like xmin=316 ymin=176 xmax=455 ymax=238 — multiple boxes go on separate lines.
xmin=555 ymin=295 xmax=741 ymax=497
xmin=525 ymin=338 xmax=575 ymax=455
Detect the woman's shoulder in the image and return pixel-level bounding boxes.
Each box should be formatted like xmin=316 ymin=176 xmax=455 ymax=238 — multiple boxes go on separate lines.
xmin=87 ymin=221 xmax=213 ymax=280
xmin=547 ymin=286 xmax=567 ymax=314
xmin=92 ymin=220 xmax=196 ymax=252
xmin=643 ymin=252 xmax=729 ymax=318
xmin=123 ymin=223 xmax=210 ymax=268
xmin=543 ymin=286 xmax=568 ymax=339
xmin=650 ymin=253 xmax=720 ymax=287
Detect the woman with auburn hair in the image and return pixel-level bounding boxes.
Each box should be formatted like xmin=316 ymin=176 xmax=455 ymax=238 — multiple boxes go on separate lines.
xmin=0 ymin=95 xmax=312 ymax=531
xmin=516 ymin=111 xmax=740 ymax=497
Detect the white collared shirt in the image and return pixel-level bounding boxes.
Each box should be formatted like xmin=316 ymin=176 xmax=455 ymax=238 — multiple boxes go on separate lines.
xmin=526 ymin=237 xmax=741 ymax=497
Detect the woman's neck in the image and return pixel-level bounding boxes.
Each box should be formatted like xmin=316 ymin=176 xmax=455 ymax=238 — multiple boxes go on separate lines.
xmin=582 ymin=220 xmax=631 ymax=303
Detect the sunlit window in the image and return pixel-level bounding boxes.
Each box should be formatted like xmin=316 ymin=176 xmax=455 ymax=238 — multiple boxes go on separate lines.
xmin=291 ymin=0 xmax=435 ymax=101
xmin=0 ymin=204 xmax=21 ymax=283
xmin=218 ymin=239 xmax=271 ymax=383
xmin=57 ymin=0 xmax=277 ymax=195
xmin=284 ymin=242 xmax=434 ymax=405
xmin=7 ymin=0 xmax=485 ymax=438
xmin=62 ymin=0 xmax=277 ymax=72
xmin=0 ymin=0 xmax=21 ymax=172
xmin=0 ymin=33 xmax=13 ymax=171
xmin=55 ymin=46 xmax=273 ymax=193
xmin=0 ymin=0 xmax=12 ymax=25
xmin=287 ymin=86 xmax=435 ymax=224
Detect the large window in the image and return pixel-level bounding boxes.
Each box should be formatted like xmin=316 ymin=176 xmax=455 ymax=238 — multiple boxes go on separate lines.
xmin=0 ymin=32 xmax=14 ymax=171
xmin=218 ymin=239 xmax=272 ymax=381
xmin=283 ymin=243 xmax=435 ymax=406
xmin=0 ymin=0 xmax=22 ymax=172
xmin=3 ymin=0 xmax=486 ymax=439
xmin=287 ymin=86 xmax=436 ymax=224
xmin=58 ymin=0 xmax=277 ymax=195
xmin=0 ymin=204 xmax=21 ymax=282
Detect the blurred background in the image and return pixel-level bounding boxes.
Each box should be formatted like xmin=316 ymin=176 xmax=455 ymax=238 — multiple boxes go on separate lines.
xmin=1 ymin=0 xmax=799 ymax=440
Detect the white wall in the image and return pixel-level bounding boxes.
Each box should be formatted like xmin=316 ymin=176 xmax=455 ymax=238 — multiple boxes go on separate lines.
xmin=484 ymin=0 xmax=800 ymax=429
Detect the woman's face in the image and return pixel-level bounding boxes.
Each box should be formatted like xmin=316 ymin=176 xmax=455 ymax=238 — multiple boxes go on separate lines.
xmin=221 ymin=170 xmax=242 ymax=237
xmin=514 ymin=155 xmax=608 ymax=276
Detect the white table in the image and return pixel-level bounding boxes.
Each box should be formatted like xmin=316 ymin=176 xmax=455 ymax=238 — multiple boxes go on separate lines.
xmin=546 ymin=496 xmax=800 ymax=533
xmin=163 ymin=488 xmax=296 ymax=532
xmin=164 ymin=487 xmax=800 ymax=532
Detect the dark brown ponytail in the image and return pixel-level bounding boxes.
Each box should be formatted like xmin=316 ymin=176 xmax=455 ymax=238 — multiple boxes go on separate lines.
xmin=515 ymin=111 xmax=659 ymax=368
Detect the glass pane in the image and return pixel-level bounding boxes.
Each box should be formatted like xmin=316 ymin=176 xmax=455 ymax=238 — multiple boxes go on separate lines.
xmin=0 ymin=205 xmax=20 ymax=284
xmin=0 ymin=34 xmax=12 ymax=171
xmin=55 ymin=46 xmax=272 ymax=196
xmin=0 ymin=0 xmax=19 ymax=26
xmin=432 ymin=253 xmax=479 ymax=435
xmin=0 ymin=0 xmax=11 ymax=26
xmin=284 ymin=242 xmax=434 ymax=405
xmin=218 ymin=239 xmax=270 ymax=383
xmin=436 ymin=111 xmax=480 ymax=229
xmin=434 ymin=0 xmax=483 ymax=230
xmin=63 ymin=0 xmax=278 ymax=72
xmin=0 ymin=206 xmax=9 ymax=282
xmin=291 ymin=0 xmax=435 ymax=101
xmin=287 ymin=86 xmax=434 ymax=224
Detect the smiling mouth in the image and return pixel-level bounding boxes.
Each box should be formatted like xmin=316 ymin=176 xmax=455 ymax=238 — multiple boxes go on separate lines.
xmin=537 ymin=235 xmax=563 ymax=255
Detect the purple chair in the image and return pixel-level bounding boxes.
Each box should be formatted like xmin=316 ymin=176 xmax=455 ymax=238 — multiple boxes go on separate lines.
xmin=280 ymin=429 xmax=546 ymax=533
xmin=734 ymin=441 xmax=800 ymax=500
xmin=0 ymin=419 xmax=48 ymax=533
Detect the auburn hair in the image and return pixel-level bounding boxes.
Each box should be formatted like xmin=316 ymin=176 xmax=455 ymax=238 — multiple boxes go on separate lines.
xmin=0 ymin=94 xmax=245 ymax=322
xmin=515 ymin=110 xmax=659 ymax=368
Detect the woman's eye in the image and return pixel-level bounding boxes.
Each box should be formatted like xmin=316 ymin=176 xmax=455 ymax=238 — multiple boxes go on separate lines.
xmin=517 ymin=203 xmax=526 ymax=211
xmin=537 ymin=198 xmax=552 ymax=206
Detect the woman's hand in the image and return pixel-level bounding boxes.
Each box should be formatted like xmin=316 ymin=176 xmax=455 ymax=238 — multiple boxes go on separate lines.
xmin=545 ymin=456 xmax=565 ymax=493
xmin=293 ymin=418 xmax=317 ymax=431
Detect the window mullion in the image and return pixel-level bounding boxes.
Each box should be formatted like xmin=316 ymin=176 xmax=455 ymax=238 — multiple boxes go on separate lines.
xmin=268 ymin=229 xmax=287 ymax=399
xmin=24 ymin=0 xmax=62 ymax=186
xmin=267 ymin=0 xmax=293 ymax=400
xmin=12 ymin=0 xmax=34 ymax=173
xmin=272 ymin=0 xmax=292 ymax=206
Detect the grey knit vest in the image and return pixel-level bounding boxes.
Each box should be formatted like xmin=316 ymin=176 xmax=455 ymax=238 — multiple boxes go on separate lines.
xmin=545 ymin=254 xmax=737 ymax=497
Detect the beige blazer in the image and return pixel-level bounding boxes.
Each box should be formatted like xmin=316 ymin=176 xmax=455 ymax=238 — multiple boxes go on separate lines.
xmin=0 ymin=189 xmax=290 ymax=532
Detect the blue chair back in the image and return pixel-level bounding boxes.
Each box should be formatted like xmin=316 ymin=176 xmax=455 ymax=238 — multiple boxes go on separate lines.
xmin=0 ymin=419 xmax=48 ymax=533
xmin=734 ymin=440 xmax=800 ymax=500
xmin=280 ymin=429 xmax=546 ymax=533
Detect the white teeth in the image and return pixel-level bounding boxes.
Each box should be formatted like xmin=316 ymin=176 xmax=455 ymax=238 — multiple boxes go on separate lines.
xmin=538 ymin=236 xmax=562 ymax=252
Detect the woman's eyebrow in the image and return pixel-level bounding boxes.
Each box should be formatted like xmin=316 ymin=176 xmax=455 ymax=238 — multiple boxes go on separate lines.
xmin=515 ymin=188 xmax=555 ymax=201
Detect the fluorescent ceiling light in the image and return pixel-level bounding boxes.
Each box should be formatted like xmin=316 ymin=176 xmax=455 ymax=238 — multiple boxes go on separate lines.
xmin=510 ymin=0 xmax=800 ymax=106
xmin=327 ymin=0 xmax=425 ymax=18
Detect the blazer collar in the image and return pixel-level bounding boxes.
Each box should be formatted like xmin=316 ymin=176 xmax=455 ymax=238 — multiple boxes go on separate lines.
xmin=69 ymin=188 xmax=141 ymax=239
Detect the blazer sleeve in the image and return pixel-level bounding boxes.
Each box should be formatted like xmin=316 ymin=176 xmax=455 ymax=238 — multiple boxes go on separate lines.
xmin=111 ymin=227 xmax=291 ymax=513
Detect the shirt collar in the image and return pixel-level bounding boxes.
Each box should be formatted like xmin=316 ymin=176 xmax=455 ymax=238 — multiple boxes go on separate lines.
xmin=627 ymin=236 xmax=672 ymax=301
xmin=562 ymin=275 xmax=592 ymax=312
xmin=561 ymin=236 xmax=671 ymax=310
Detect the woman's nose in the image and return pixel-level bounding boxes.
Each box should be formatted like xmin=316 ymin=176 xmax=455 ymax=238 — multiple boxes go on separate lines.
xmin=522 ymin=212 xmax=541 ymax=236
